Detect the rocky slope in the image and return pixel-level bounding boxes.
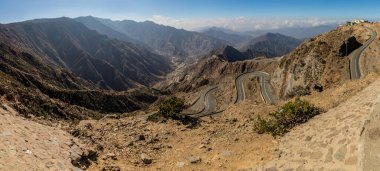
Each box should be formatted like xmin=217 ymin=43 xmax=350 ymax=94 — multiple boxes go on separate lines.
xmin=0 ymin=41 xmax=163 ymax=122
xmin=212 ymin=45 xmax=248 ymax=62
xmin=76 ymin=16 xmax=227 ymax=58
xmin=0 ymin=17 xmax=172 ymax=90
xmin=156 ymin=46 xmax=280 ymax=93
xmin=75 ymin=16 xmax=146 ymax=46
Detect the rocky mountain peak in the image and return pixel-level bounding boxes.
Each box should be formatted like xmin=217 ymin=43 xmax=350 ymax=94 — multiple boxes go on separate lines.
xmin=213 ymin=45 xmax=247 ymax=62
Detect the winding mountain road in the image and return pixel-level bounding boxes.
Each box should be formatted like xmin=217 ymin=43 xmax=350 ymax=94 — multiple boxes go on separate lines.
xmin=235 ymin=71 xmax=274 ymax=104
xmin=186 ymin=71 xmax=275 ymax=117
xmin=187 ymin=87 xmax=219 ymax=117
xmin=350 ymin=26 xmax=377 ymax=79
xmin=184 ymin=25 xmax=377 ymax=117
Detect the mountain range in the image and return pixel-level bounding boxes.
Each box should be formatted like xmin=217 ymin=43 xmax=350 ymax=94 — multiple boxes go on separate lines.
xmin=200 ymin=25 xmax=337 ymax=44
xmin=0 ymin=17 xmax=172 ymax=90
xmin=241 ymin=33 xmax=302 ymax=58
xmin=201 ymin=27 xmax=252 ymax=47
xmin=244 ymin=25 xmax=337 ymax=39
xmin=76 ymin=16 xmax=226 ymax=58
xmin=0 ymin=15 xmax=326 ymax=120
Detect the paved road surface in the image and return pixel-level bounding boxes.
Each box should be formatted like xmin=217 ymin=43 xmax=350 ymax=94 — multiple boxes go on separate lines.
xmin=185 ymin=71 xmax=276 ymax=117
xmin=235 ymin=71 xmax=274 ymax=104
xmin=182 ymin=86 xmax=217 ymax=115
xmin=350 ymin=26 xmax=377 ymax=79
xmin=188 ymin=87 xmax=219 ymax=117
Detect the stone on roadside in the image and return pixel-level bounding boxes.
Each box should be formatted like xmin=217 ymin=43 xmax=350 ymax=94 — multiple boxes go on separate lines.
xmin=70 ymin=145 xmax=83 ymax=165
xmin=141 ymin=153 xmax=153 ymax=164
xmin=101 ymin=165 xmax=121 ymax=171
xmin=176 ymin=162 xmax=185 ymax=168
xmin=105 ymin=153 xmax=117 ymax=160
xmin=198 ymin=144 xmax=206 ymax=149
xmin=135 ymin=134 xmax=145 ymax=141
xmin=187 ymin=156 xmax=201 ymax=164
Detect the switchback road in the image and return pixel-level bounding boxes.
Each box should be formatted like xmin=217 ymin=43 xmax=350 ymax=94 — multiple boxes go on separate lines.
xmin=350 ymin=26 xmax=377 ymax=79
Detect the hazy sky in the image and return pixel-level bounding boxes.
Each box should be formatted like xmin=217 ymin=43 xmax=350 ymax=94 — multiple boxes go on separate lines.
xmin=1 ymin=0 xmax=379 ymax=31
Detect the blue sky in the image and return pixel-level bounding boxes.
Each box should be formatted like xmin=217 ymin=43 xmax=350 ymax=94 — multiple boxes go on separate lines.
xmin=1 ymin=0 xmax=379 ymax=30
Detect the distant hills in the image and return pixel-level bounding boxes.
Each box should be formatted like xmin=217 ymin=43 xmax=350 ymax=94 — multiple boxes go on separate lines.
xmin=241 ymin=33 xmax=302 ymax=58
xmin=200 ymin=25 xmax=336 ymax=44
xmin=201 ymin=27 xmax=252 ymax=47
xmin=76 ymin=16 xmax=226 ymax=58
xmin=244 ymin=25 xmax=337 ymax=40
xmin=205 ymin=32 xmax=302 ymax=59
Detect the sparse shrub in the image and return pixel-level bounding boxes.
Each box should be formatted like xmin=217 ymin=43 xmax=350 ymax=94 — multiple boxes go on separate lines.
xmin=149 ymin=96 xmax=198 ymax=126
xmin=254 ymin=98 xmax=322 ymax=136
xmin=286 ymin=85 xmax=311 ymax=98
xmin=158 ymin=96 xmax=186 ymax=119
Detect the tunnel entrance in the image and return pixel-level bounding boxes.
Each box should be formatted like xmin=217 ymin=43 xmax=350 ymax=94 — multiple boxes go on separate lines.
xmin=339 ymin=37 xmax=363 ymax=57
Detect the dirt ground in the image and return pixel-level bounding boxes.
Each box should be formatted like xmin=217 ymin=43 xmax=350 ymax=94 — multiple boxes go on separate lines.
xmin=73 ymin=73 xmax=379 ymax=171
xmin=78 ymin=101 xmax=278 ymax=171
xmin=0 ymin=101 xmax=84 ymax=171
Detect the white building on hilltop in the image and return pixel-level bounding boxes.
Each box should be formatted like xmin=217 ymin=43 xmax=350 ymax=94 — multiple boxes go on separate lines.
xmin=345 ymin=19 xmax=369 ymax=26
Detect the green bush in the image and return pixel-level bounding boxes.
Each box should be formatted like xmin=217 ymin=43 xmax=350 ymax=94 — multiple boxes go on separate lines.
xmin=158 ymin=96 xmax=186 ymax=119
xmin=148 ymin=96 xmax=198 ymax=127
xmin=254 ymin=98 xmax=322 ymax=136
